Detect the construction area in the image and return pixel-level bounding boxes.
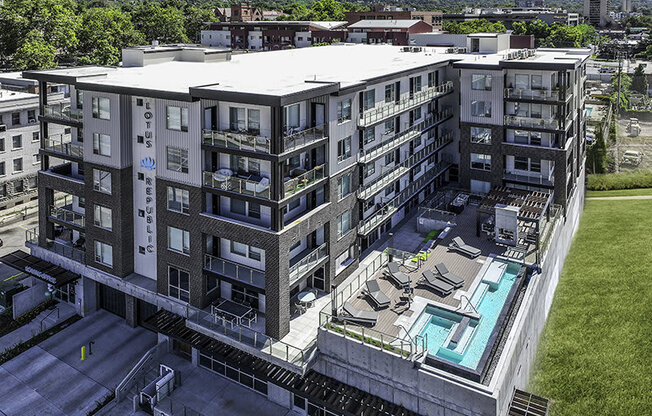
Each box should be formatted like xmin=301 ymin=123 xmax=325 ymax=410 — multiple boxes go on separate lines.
xmin=611 ymin=116 xmax=652 ymax=172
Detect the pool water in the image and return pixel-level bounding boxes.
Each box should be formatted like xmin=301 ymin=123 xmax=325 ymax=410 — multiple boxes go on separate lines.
xmin=409 ymin=260 xmax=521 ymax=370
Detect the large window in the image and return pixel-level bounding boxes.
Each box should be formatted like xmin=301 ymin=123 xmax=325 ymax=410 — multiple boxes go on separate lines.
xmin=283 ymin=104 xmax=300 ymax=130
xmin=514 ymin=156 xmax=529 ymax=171
xmin=13 ymin=158 xmax=22 ymax=173
xmin=230 ymin=240 xmax=261 ymax=261
xmin=470 ymin=153 xmax=491 ymax=171
xmin=168 ymin=266 xmax=190 ymax=302
xmin=0 ymin=138 xmax=4 ymax=152
xmin=93 ymin=205 xmax=112 ymax=230
xmin=471 ymin=127 xmax=491 ymax=144
xmin=363 ymin=162 xmax=375 ymax=178
xmin=337 ymin=99 xmax=351 ymax=122
xmin=248 ymin=109 xmax=260 ymax=134
xmin=362 ymin=89 xmax=375 ymax=111
xmin=168 ymin=226 xmax=190 ymax=255
xmin=166 ymin=106 xmax=189 ymax=132
xmin=428 ymin=71 xmax=436 ymax=88
xmin=91 ymin=96 xmax=110 ymax=120
xmin=92 ymin=133 xmax=111 ymax=156
xmin=363 ymin=127 xmax=375 ymax=145
xmin=199 ymin=352 xmax=268 ymax=395
xmin=384 ymin=84 xmax=396 ymax=103
xmin=337 ymin=136 xmax=351 ymax=162
xmin=337 ymin=210 xmax=352 ymax=238
xmin=11 ymin=112 xmax=20 ymax=125
xmin=531 ymin=75 xmax=543 ymax=90
xmin=471 ymin=101 xmax=491 ymax=118
xmin=94 ymin=241 xmax=113 ymax=267
xmin=409 ymin=75 xmax=422 ymax=97
xmin=337 ymin=173 xmax=351 ymax=200
xmin=0 ymin=162 xmax=4 ymax=176
xmin=166 ymin=147 xmax=189 ymax=173
xmin=93 ymin=169 xmax=111 ymax=194
xmin=167 ymin=186 xmax=189 ymax=214
xmin=514 ymin=74 xmax=529 ymax=90
xmin=229 ymin=107 xmax=246 ymax=131
xmin=471 ymin=74 xmax=492 ymax=91
xmin=12 ymin=135 xmax=22 ymax=149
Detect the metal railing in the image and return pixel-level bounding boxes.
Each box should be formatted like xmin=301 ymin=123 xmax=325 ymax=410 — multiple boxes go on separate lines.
xmin=359 ymin=81 xmax=453 ymax=127
xmin=43 ymin=103 xmax=83 ymax=122
xmin=503 ymin=170 xmax=555 ymax=186
xmin=282 ymin=124 xmax=327 ymax=153
xmin=504 ymin=115 xmax=560 ymax=130
xmin=331 ymin=249 xmax=388 ymax=310
xmin=202 ymin=129 xmax=271 ymax=154
xmin=49 ymin=205 xmax=85 ymax=227
xmin=204 ymin=253 xmax=265 ymax=289
xmin=358 ymin=157 xmax=452 ymax=236
xmin=202 ymin=171 xmax=271 ymax=200
xmin=25 ymin=227 xmax=86 ymax=264
xmin=289 ymin=243 xmax=328 ymax=285
xmin=44 ymin=133 xmax=83 ymax=158
xmin=504 ymin=86 xmax=572 ymax=102
xmin=283 ymin=164 xmax=326 ymax=197
xmin=358 ymin=132 xmax=454 ymax=200
xmin=359 ymin=107 xmax=452 ymax=164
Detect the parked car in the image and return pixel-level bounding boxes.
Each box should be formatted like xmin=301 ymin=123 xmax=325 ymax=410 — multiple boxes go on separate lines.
xmin=622 ymin=150 xmax=643 ymax=165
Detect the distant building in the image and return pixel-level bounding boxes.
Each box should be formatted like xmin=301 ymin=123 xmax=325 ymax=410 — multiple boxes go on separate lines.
xmin=584 ymin=0 xmax=610 ymax=27
xmin=345 ymin=5 xmax=443 ymax=31
xmin=262 ymin=10 xmax=286 ymax=21
xmin=444 ymin=7 xmax=580 ymax=29
xmin=347 ymin=20 xmax=434 ymax=45
xmin=621 ymin=0 xmax=632 ymax=12
xmin=517 ymin=0 xmax=545 ymax=7
xmin=214 ymin=2 xmax=263 ymax=22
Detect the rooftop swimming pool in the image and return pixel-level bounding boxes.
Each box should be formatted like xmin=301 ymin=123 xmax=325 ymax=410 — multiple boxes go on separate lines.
xmin=408 ymin=259 xmax=522 ymax=372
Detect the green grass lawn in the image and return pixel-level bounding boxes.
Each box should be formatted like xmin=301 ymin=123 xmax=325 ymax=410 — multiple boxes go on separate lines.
xmin=586 ymin=188 xmax=652 ymax=197
xmin=529 ymin=198 xmax=652 ymax=416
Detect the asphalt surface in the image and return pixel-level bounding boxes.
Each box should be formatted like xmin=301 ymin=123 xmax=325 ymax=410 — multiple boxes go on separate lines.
xmin=0 ymin=216 xmax=38 ymax=257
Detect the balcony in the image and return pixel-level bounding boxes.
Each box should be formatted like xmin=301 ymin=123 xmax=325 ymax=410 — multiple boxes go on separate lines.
xmin=359 ymin=81 xmax=453 ymax=127
xmin=203 ymin=129 xmax=271 ymax=154
xmin=49 ymin=205 xmax=85 ymax=228
xmin=42 ymin=103 xmax=82 ymax=123
xmin=25 ymin=227 xmax=86 ymax=264
xmin=359 ymin=107 xmax=452 ymax=164
xmin=203 ymin=170 xmax=271 ymax=200
xmin=44 ymin=133 xmax=83 ymax=158
xmin=358 ymin=157 xmax=452 ymax=236
xmin=504 ymin=115 xmax=560 ymax=131
xmin=282 ymin=164 xmax=327 ymax=198
xmin=503 ymin=170 xmax=554 ymax=187
xmin=289 ymin=243 xmax=328 ymax=286
xmin=282 ymin=124 xmax=327 ymax=153
xmin=204 ymin=253 xmax=265 ymax=289
xmin=504 ymin=86 xmax=572 ymax=102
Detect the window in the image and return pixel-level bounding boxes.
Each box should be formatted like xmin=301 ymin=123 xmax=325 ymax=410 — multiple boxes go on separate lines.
xmin=337 ymin=136 xmax=351 ymax=162
xmin=168 ymin=266 xmax=190 ymax=302
xmin=0 ymin=162 xmax=4 ymax=176
xmin=91 ymin=97 xmax=110 ymax=120
xmin=362 ymin=89 xmax=375 ymax=111
xmin=337 ymin=99 xmax=351 ymax=122
xmin=288 ymin=198 xmax=300 ymax=211
xmin=249 ymin=246 xmax=261 ymax=261
xmin=166 ymin=106 xmax=189 ymax=132
xmin=0 ymin=138 xmax=4 ymax=152
xmin=471 ymin=101 xmax=491 ymax=117
xmin=33 ymin=154 xmax=41 ymax=164
xmin=94 ymin=241 xmax=113 ymax=267
xmin=32 ymin=131 xmax=39 ymax=142
xmin=428 ymin=71 xmax=436 ymax=88
xmin=94 ymin=205 xmax=112 ymax=230
xmin=470 ymin=153 xmax=491 ymax=171
xmin=530 ymin=159 xmax=541 ymax=172
xmin=92 ymin=133 xmax=111 ymax=156
xmin=363 ymin=162 xmax=375 ymax=178
xmin=514 ymin=74 xmax=529 ymax=90
xmin=229 ymin=107 xmax=246 ymax=131
xmin=384 ymin=119 xmax=395 ymax=135
xmin=248 ymin=202 xmax=261 ymax=219
xmin=530 ymin=131 xmax=542 ymax=146
xmin=248 ymin=109 xmax=260 ymax=134
xmin=283 ymin=104 xmax=300 ymax=130
xmin=12 ymin=135 xmax=21 ymax=149
xmin=409 ymin=107 xmax=422 ymax=124
xmin=231 ymin=198 xmax=246 ymax=215
xmin=93 ymin=169 xmax=111 ymax=194
xmin=514 ymin=156 xmax=529 ymax=171
xmin=230 ymin=240 xmax=247 ymax=257
xmin=337 ymin=173 xmax=351 ymax=200
xmin=168 ymin=226 xmax=190 ymax=255
xmin=471 ymin=127 xmax=491 ymax=144
xmin=515 ymin=102 xmax=528 ymax=117
xmin=531 ymin=75 xmax=543 ymax=90
xmin=363 ymin=127 xmax=375 ymax=145
xmin=13 ymin=158 xmax=22 ymax=173
xmin=337 ymin=210 xmax=352 ymax=238
xmin=514 ymin=130 xmax=530 ymax=145
xmin=384 ymin=84 xmax=396 ymax=103
xmin=385 ymin=152 xmax=395 ymax=165
xmin=471 ymin=74 xmax=492 ymax=91
xmin=531 ymin=103 xmax=542 ymax=118
xmin=27 ymin=110 xmax=35 ymax=122
xmin=409 ymin=76 xmax=422 ymax=97
xmin=11 ymin=112 xmax=20 ymax=125
xmin=167 ymin=186 xmax=189 ymax=214
xmin=166 ymin=147 xmax=189 ymax=173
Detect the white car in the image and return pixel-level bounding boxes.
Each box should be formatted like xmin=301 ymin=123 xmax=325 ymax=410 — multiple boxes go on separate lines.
xmin=622 ymin=150 xmax=643 ymax=165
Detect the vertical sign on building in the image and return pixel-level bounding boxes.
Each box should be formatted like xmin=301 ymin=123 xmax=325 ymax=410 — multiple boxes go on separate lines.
xmin=133 ymin=97 xmax=157 ymax=279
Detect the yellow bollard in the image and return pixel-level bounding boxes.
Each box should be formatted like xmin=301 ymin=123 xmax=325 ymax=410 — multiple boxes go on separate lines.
xmin=81 ymin=346 xmax=87 ymax=361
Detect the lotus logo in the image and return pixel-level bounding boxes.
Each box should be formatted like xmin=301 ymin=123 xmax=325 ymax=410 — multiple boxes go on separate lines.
xmin=140 ymin=157 xmax=156 ymax=171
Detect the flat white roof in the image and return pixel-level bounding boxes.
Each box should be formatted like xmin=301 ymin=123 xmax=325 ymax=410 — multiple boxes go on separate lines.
xmin=348 ymin=19 xmax=426 ymax=29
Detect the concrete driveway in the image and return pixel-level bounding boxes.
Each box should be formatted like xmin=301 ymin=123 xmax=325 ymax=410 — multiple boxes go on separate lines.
xmin=0 ymin=310 xmax=156 ymax=416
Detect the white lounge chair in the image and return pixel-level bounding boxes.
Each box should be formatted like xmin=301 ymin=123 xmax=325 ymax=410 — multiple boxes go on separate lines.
xmin=449 ymin=237 xmax=481 ymax=258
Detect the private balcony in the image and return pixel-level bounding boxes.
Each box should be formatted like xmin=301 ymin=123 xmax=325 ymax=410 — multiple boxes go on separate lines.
xmin=203 ymin=170 xmax=271 ymax=200
xmin=289 ymin=243 xmax=328 ymax=286
xmin=503 ymin=170 xmax=555 ymax=187
xmin=359 ymin=81 xmax=453 ymax=127
xmin=282 ymin=164 xmax=327 ymax=199
xmin=43 ymin=133 xmax=83 ymax=159
xmin=202 ymin=129 xmax=271 ymax=154
xmin=282 ymin=124 xmax=327 ymax=153
xmin=504 ymin=85 xmax=572 ymax=102
xmin=49 ymin=205 xmax=85 ymax=228
xmin=204 ymin=253 xmax=265 ymax=289
xmin=504 ymin=115 xmax=560 ymax=131
xmin=42 ymin=103 xmax=82 ymax=123
xmin=25 ymin=227 xmax=86 ymax=264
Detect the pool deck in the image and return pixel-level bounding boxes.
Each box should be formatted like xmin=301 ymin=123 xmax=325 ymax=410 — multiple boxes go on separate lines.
xmin=349 ymin=205 xmax=526 ymax=337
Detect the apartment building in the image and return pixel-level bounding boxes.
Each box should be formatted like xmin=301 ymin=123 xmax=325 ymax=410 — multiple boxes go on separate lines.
xmin=347 ymin=20 xmax=434 ymax=45
xmin=12 ymin=41 xmax=589 ymax=416
xmin=444 ymin=7 xmax=580 ymax=28
xmin=584 ymin=0 xmax=611 ymax=27
xmin=345 ymin=5 xmax=443 ymax=30
xmin=0 ymin=73 xmax=66 ymax=213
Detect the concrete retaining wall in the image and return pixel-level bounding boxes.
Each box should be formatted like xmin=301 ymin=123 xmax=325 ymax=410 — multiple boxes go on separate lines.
xmin=12 ymin=279 xmax=48 ymax=319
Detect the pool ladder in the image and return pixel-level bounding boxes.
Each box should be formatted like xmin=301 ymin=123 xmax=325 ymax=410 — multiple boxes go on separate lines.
xmin=397 ymin=324 xmax=428 ymax=363
xmin=457 ymin=294 xmax=479 ymax=315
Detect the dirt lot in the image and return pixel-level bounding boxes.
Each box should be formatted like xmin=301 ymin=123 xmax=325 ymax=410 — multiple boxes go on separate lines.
xmin=610 ymin=117 xmax=652 ymax=172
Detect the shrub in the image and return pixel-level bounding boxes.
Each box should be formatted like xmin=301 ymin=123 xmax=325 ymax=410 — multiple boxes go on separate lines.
xmin=587 ymin=171 xmax=652 ymax=191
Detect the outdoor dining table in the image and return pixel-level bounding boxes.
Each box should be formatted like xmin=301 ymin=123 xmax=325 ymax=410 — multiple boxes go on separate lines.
xmin=297 ymin=290 xmax=316 ymax=307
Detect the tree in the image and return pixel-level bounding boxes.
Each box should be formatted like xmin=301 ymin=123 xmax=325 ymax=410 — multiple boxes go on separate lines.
xmin=184 ymin=6 xmax=215 ymax=43
xmin=443 ymin=19 xmax=506 ymax=34
xmin=610 ymin=72 xmax=632 ymax=111
xmin=131 ymin=2 xmax=189 ymax=44
xmin=12 ymin=29 xmax=57 ymax=70
xmin=631 ymin=64 xmax=649 ymax=94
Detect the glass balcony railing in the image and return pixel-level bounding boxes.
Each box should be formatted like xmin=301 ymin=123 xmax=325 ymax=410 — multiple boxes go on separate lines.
xmin=283 ymin=164 xmax=327 ymax=198
xmin=204 ymin=253 xmax=265 ymax=289
xmin=43 ymin=103 xmax=83 ymax=123
xmin=25 ymin=227 xmax=86 ymax=264
xmin=44 ymin=133 xmax=83 ymax=158
xmin=203 ymin=129 xmax=271 ymax=154
xmin=503 ymin=170 xmax=554 ymax=187
xmin=504 ymin=86 xmax=572 ymax=102
xmin=359 ymin=81 xmax=453 ymax=127
xmin=359 ymin=107 xmax=452 ymax=164
xmin=504 ymin=115 xmax=560 ymax=130
xmin=282 ymin=124 xmax=327 ymax=153
xmin=202 ymin=171 xmax=271 ymax=200
xmin=49 ymin=205 xmax=85 ymax=227
xmin=289 ymin=243 xmax=328 ymax=285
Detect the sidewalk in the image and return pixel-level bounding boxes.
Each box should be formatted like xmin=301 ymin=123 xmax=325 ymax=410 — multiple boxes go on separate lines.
xmin=0 ymin=302 xmax=77 ymax=353
xmin=586 ymin=195 xmax=652 ymax=200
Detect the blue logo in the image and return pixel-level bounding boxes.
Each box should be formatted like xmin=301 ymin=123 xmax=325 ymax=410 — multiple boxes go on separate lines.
xmin=140 ymin=157 xmax=156 ymax=171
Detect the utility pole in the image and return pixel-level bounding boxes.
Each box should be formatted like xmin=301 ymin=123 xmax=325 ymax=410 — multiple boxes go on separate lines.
xmin=616 ymin=51 xmax=623 ymax=117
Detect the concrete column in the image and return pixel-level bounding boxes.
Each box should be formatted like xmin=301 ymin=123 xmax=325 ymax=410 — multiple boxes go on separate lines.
xmin=191 ymin=347 xmax=199 ymax=366
xmin=80 ymin=276 xmax=98 ymax=317
xmin=125 ymin=294 xmax=137 ymax=328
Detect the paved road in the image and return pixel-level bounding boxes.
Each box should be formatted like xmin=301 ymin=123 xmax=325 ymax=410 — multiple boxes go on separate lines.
xmin=586 ymin=195 xmax=652 ymax=200
xmin=0 ymin=216 xmax=38 ymax=257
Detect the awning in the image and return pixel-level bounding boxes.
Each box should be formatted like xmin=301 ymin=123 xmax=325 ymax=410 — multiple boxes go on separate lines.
xmin=0 ymin=250 xmax=79 ymax=288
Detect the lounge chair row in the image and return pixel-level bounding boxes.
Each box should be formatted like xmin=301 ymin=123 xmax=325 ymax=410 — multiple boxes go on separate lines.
xmin=449 ymin=236 xmax=481 ymax=258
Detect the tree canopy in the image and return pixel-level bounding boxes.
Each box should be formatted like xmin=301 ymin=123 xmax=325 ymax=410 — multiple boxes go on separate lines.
xmin=443 ymin=19 xmax=506 ymax=34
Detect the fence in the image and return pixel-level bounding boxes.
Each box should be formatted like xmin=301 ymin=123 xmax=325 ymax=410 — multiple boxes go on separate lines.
xmin=330 ymin=250 xmax=389 ymax=313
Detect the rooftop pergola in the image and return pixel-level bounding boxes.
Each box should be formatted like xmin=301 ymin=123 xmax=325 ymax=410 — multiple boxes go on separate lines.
xmin=477 ymin=187 xmax=551 ymax=221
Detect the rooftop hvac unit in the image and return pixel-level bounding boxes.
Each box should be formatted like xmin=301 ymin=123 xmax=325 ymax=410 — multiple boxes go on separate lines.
xmin=446 ymin=48 xmax=455 ymax=53
xmin=402 ymin=46 xmax=412 ymax=52
xmin=412 ymin=46 xmax=423 ymax=52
